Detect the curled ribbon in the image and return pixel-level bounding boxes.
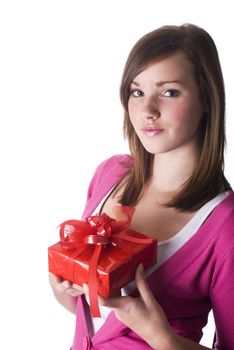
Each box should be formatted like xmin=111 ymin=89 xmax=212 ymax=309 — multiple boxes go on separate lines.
xmin=59 ymin=206 xmax=155 ymax=317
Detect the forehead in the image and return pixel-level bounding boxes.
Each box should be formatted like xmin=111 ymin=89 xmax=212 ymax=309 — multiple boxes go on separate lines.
xmin=133 ymin=52 xmax=195 ymax=85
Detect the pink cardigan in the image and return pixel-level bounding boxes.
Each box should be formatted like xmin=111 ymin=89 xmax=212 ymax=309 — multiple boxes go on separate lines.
xmin=71 ymin=154 xmax=234 ymax=350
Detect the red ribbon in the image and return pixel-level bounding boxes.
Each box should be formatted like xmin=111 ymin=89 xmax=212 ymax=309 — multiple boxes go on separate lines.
xmin=59 ymin=206 xmax=155 ymax=317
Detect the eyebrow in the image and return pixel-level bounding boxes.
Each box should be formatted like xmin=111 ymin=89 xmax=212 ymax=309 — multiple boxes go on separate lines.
xmin=131 ymin=80 xmax=184 ymax=87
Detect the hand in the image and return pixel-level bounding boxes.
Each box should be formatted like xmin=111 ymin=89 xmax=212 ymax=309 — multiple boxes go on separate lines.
xmin=49 ymin=273 xmax=87 ymax=313
xmin=98 ymin=264 xmax=173 ymax=349
xmin=49 ymin=272 xmax=85 ymax=297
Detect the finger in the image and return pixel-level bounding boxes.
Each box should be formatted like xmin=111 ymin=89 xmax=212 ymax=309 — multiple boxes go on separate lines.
xmin=82 ymin=283 xmax=89 ymax=295
xmin=66 ymin=282 xmax=86 ymax=297
xmin=73 ymin=284 xmax=85 ymax=294
xmin=60 ymin=280 xmax=72 ymax=292
xmin=49 ymin=273 xmax=65 ymax=291
xmin=98 ymin=294 xmax=131 ymax=309
xmin=135 ymin=264 xmax=155 ymax=307
xmin=66 ymin=287 xmax=82 ymax=297
xmin=49 ymin=272 xmax=62 ymax=284
xmin=72 ymin=283 xmax=83 ymax=290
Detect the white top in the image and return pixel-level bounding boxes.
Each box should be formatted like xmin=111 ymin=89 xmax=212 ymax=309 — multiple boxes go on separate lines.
xmin=86 ymin=191 xmax=230 ymax=335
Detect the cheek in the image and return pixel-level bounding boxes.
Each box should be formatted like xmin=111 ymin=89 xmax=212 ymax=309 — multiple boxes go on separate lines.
xmin=165 ymin=106 xmax=187 ymax=129
xmin=167 ymin=102 xmax=202 ymax=131
xmin=128 ymin=103 xmax=138 ymax=125
xmin=128 ymin=101 xmax=135 ymax=115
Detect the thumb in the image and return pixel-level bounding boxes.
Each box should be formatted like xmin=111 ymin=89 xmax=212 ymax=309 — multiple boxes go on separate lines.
xmin=135 ymin=264 xmax=155 ymax=307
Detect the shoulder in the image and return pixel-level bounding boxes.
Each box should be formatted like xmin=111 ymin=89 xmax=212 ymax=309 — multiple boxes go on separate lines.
xmin=210 ymin=191 xmax=234 ymax=256
xmin=91 ymin=154 xmax=133 ymax=182
xmin=215 ymin=191 xmax=234 ymax=232
xmin=86 ymin=154 xmax=133 ymax=199
xmin=81 ymin=154 xmax=133 ymax=218
xmin=94 ymin=154 xmax=133 ymax=173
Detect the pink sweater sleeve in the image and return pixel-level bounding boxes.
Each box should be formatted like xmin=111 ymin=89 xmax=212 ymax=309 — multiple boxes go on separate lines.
xmin=211 ymin=243 xmax=234 ymax=349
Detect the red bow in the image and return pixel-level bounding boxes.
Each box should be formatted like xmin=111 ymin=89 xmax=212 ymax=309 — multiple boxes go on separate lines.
xmin=59 ymin=206 xmax=154 ymax=317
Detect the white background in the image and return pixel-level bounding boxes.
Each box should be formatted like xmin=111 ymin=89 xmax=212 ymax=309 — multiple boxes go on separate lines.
xmin=0 ymin=1 xmax=233 ymax=349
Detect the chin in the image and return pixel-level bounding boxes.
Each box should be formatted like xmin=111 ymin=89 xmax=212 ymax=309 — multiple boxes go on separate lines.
xmin=141 ymin=142 xmax=165 ymax=155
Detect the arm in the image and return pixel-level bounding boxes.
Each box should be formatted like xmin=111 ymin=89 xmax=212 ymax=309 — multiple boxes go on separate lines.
xmin=209 ymin=245 xmax=234 ymax=349
xmin=49 ymin=273 xmax=85 ymax=314
xmin=99 ymin=264 xmax=213 ymax=350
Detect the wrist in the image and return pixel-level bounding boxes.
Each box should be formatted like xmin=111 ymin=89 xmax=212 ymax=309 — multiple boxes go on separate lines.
xmin=153 ymin=332 xmax=212 ymax=350
xmin=150 ymin=328 xmax=177 ymax=350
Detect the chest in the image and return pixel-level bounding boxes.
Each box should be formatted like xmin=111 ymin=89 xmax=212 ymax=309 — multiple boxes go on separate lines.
xmin=100 ymin=189 xmax=196 ymax=242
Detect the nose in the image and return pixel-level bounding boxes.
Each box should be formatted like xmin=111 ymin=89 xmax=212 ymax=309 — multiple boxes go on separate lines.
xmin=141 ymin=96 xmax=160 ymax=120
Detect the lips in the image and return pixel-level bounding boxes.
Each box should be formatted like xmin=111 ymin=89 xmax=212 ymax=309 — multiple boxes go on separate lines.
xmin=142 ymin=126 xmax=164 ymax=136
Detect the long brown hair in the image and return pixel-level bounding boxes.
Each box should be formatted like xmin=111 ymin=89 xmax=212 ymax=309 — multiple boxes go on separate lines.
xmin=118 ymin=23 xmax=232 ymax=211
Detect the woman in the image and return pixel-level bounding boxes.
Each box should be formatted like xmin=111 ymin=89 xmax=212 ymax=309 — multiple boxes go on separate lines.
xmin=49 ymin=24 xmax=234 ymax=349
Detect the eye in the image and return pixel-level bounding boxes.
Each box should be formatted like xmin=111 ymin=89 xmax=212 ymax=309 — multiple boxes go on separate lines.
xmin=129 ymin=89 xmax=144 ymax=97
xmin=162 ymin=89 xmax=180 ymax=97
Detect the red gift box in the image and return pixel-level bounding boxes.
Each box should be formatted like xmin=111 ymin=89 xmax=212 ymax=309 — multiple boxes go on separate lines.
xmin=48 ymin=206 xmax=157 ymax=317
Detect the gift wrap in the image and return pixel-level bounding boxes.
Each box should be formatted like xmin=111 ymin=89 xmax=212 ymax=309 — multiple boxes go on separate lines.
xmin=48 ymin=206 xmax=157 ymax=317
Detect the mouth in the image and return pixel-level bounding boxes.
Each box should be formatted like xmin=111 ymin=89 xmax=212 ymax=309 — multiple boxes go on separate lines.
xmin=141 ymin=127 xmax=164 ymax=136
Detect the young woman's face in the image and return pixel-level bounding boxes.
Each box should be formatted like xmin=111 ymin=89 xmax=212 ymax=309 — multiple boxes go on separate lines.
xmin=128 ymin=52 xmax=204 ymax=156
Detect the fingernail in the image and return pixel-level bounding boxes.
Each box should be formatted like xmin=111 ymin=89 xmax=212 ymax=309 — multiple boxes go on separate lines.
xmin=62 ymin=281 xmax=70 ymax=289
xmin=138 ymin=263 xmax=144 ymax=273
xmin=73 ymin=283 xmax=81 ymax=289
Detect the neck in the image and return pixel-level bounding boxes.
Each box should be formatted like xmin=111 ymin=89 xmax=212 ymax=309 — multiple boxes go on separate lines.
xmin=150 ymin=147 xmax=199 ymax=194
